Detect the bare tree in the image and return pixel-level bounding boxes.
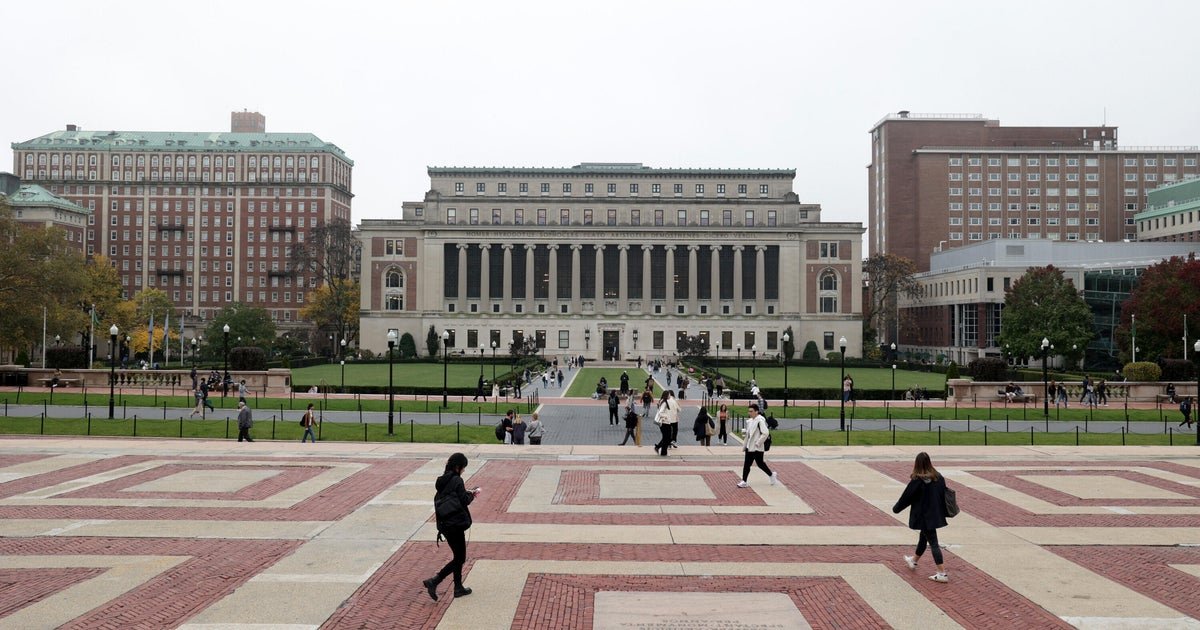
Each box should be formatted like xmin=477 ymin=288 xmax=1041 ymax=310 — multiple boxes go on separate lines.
xmin=290 ymin=218 xmax=359 ymax=345
xmin=863 ymin=253 xmax=922 ymax=346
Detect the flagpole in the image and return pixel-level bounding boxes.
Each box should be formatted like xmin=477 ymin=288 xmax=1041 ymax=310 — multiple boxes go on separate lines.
xmin=148 ymin=313 xmax=154 ymax=369
xmin=89 ymin=304 xmax=95 ymax=370
xmin=163 ymin=313 xmax=170 ymax=366
xmin=1132 ymin=313 xmax=1137 ymax=363
xmin=41 ymin=306 xmax=47 ymax=368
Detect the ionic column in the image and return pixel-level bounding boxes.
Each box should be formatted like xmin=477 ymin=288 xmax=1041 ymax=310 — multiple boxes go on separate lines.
xmin=571 ymin=244 xmax=582 ymax=313
xmin=502 ymin=244 xmax=513 ymax=312
xmin=688 ymin=245 xmax=699 ymax=315
xmin=617 ymin=244 xmax=629 ymax=311
xmin=710 ymin=245 xmax=721 ymax=310
xmin=548 ymin=244 xmax=559 ymax=313
xmin=642 ymin=244 xmax=653 ymax=308
xmin=755 ymin=245 xmax=766 ymax=315
xmin=594 ymin=244 xmax=605 ymax=303
xmin=479 ymin=244 xmax=491 ymax=308
xmin=524 ymin=244 xmax=536 ymax=311
xmin=732 ymin=245 xmax=744 ymax=314
xmin=664 ymin=245 xmax=676 ymax=305
xmin=457 ymin=243 xmax=469 ymax=308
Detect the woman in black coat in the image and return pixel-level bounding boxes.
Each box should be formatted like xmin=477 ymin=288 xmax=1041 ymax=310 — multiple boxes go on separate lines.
xmin=692 ymin=406 xmax=713 ymax=446
xmin=892 ymin=452 xmax=950 ymax=583
xmin=424 ymin=453 xmax=480 ymax=601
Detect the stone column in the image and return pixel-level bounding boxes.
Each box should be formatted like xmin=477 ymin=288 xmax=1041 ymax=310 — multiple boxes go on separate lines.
xmin=732 ymin=245 xmax=744 ymax=315
xmin=710 ymin=245 xmax=721 ymax=312
xmin=524 ymin=244 xmax=536 ymax=312
xmin=642 ymin=244 xmax=653 ymax=310
xmin=479 ymin=244 xmax=491 ymax=309
xmin=688 ymin=245 xmax=699 ymax=315
xmin=594 ymin=244 xmax=605 ymax=305
xmin=502 ymin=244 xmax=513 ymax=313
xmin=618 ymin=244 xmax=629 ymax=311
xmin=457 ymin=243 xmax=469 ymax=310
xmin=755 ymin=245 xmax=766 ymax=315
xmin=571 ymin=244 xmax=582 ymax=313
xmin=664 ymin=245 xmax=676 ymax=306
xmin=548 ymin=244 xmax=559 ymax=313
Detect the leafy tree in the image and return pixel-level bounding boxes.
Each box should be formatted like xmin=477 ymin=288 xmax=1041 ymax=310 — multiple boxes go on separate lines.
xmin=677 ymin=335 xmax=710 ymax=359
xmin=291 ymin=217 xmax=358 ymax=343
xmin=425 ymin=325 xmax=440 ymax=358
xmin=75 ymin=256 xmax=124 ymax=359
xmin=131 ymin=288 xmax=175 ymax=325
xmin=782 ymin=326 xmax=795 ymax=361
xmin=802 ymin=340 xmax=821 ymax=361
xmin=996 ymin=265 xmax=1093 ymax=362
xmin=203 ymin=304 xmax=277 ymax=361
xmin=863 ymin=253 xmax=922 ymax=345
xmin=399 ymin=332 xmax=417 ymax=359
xmin=1115 ymin=254 xmax=1200 ymax=362
xmin=299 ymin=278 xmax=360 ymax=346
xmin=1123 ymin=361 xmax=1161 ymax=382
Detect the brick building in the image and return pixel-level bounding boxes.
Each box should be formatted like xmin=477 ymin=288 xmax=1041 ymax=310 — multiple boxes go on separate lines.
xmin=11 ymin=112 xmax=353 ymax=335
xmin=0 ymin=172 xmax=90 ymax=250
xmin=868 ymin=112 xmax=1200 ymax=272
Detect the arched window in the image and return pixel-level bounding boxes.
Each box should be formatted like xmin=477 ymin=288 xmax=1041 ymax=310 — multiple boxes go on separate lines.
xmin=386 ymin=269 xmax=403 ymax=288
xmin=820 ymin=270 xmax=838 ymax=291
xmin=818 ymin=269 xmax=839 ymax=313
xmin=384 ymin=268 xmax=405 ymax=310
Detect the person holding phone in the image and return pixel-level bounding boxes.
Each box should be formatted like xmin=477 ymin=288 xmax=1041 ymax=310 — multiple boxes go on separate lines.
xmin=424 ymin=453 xmax=480 ymax=601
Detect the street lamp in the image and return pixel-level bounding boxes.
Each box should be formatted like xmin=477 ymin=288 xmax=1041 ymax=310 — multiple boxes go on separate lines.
xmin=491 ymin=341 xmax=498 ymax=385
xmin=633 ymin=329 xmax=639 ymax=351
xmin=751 ymin=344 xmax=758 ymax=380
xmin=839 ymin=336 xmax=847 ymax=431
xmin=782 ymin=332 xmax=790 ymax=409
xmin=1041 ymin=337 xmax=1050 ymax=419
xmin=1193 ymin=339 xmax=1200 ymax=446
xmin=108 ymin=324 xmax=118 ymax=419
xmin=892 ymin=363 xmax=897 ymax=401
xmin=340 ymin=339 xmax=347 ymax=393
xmin=222 ymin=324 xmax=231 ymax=396
xmin=387 ymin=331 xmax=396 ymax=434
xmin=890 ymin=341 xmax=897 ymax=364
xmin=190 ymin=337 xmax=198 ymax=372
xmin=713 ymin=342 xmax=720 ymax=379
xmin=442 ymin=330 xmax=450 ymax=408
xmin=736 ymin=344 xmax=742 ymax=383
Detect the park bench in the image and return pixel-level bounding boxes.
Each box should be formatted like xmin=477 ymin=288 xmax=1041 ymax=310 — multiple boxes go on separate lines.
xmin=996 ymin=389 xmax=1035 ymax=403
xmin=37 ymin=377 xmax=80 ymax=388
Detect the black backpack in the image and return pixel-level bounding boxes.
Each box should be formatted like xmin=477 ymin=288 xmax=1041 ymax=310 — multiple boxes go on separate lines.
xmin=766 ymin=414 xmax=779 ymax=430
xmin=494 ymin=422 xmax=505 ymax=441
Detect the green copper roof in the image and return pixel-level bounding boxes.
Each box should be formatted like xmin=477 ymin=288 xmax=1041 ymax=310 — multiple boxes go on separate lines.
xmin=3 ymin=184 xmax=91 ymax=214
xmin=428 ymin=163 xmax=795 ymax=177
xmin=14 ymin=130 xmax=352 ymax=163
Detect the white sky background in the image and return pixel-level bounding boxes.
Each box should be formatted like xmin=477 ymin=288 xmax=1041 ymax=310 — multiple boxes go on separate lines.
xmin=4 ymin=0 xmax=1200 ymax=235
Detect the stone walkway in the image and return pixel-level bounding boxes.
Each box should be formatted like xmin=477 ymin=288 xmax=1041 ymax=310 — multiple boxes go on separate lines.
xmin=0 ymin=436 xmax=1197 ymax=628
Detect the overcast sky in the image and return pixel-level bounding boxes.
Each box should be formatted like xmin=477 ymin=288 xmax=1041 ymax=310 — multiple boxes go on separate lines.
xmin=5 ymin=0 xmax=1200 ymax=234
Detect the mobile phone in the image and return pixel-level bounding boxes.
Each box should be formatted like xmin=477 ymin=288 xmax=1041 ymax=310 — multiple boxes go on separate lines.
xmin=473 ymin=487 xmax=482 ymax=493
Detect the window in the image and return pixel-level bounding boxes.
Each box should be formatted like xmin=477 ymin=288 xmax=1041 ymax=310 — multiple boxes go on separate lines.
xmin=476 ymin=182 xmax=486 ymax=193
xmin=717 ymin=184 xmax=725 ymax=194
xmin=949 ymin=157 xmax=962 ymax=166
xmin=652 ymin=184 xmax=661 ymax=194
xmin=630 ymin=183 xmax=639 ymax=194
xmin=560 ymin=209 xmax=570 ymax=225
xmin=584 ymin=183 xmax=594 ymax=194
xmin=677 ymin=209 xmax=687 ymax=225
xmin=562 ymin=183 xmax=572 ymax=194
xmin=759 ymin=184 xmax=769 ymax=195
xmin=631 ymin=209 xmax=640 ymax=225
xmin=447 ymin=208 xmax=456 ymax=224
xmin=699 ymin=210 xmax=710 ymax=226
xmin=583 ymin=209 xmax=593 ymax=225
xmin=738 ymin=184 xmax=747 ymax=195
xmin=492 ymin=208 xmax=501 ymax=224
xmin=654 ymin=209 xmax=664 ymax=226
xmin=540 ymin=183 xmax=550 ymax=193
xmin=607 ymin=183 xmax=616 ymax=194
xmin=454 ymin=182 xmax=464 ymax=193
xmin=385 ymin=238 xmax=404 ymax=256
xmin=469 ymin=208 xmax=479 ymax=225
xmin=519 ymin=182 xmax=528 ymax=193
xmin=949 ymin=188 xmax=963 ymax=196
xmin=537 ymin=208 xmax=547 ymax=225
xmin=819 ymin=241 xmax=838 ymax=258
xmin=673 ymin=184 xmax=683 ymax=194
xmin=514 ymin=209 xmax=524 ymax=224
xmin=988 ymin=158 xmax=1001 ymax=166
xmin=722 ymin=210 xmax=732 ymax=226
xmin=744 ymin=210 xmax=754 ymax=226
xmin=767 ymin=210 xmax=777 ymax=226
xmin=497 ymin=183 xmax=507 ymax=193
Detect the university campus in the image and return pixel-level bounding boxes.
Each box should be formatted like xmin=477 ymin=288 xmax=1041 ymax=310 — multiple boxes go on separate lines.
xmin=1 ymin=2 xmax=1200 ymax=628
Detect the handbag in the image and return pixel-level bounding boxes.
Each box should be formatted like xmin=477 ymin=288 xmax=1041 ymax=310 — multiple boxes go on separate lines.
xmin=944 ymin=484 xmax=960 ymax=518
xmin=704 ymin=419 xmax=715 ymax=436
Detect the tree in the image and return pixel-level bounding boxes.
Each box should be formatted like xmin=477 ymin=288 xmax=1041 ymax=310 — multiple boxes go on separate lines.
xmin=996 ymin=265 xmax=1093 ymax=362
xmin=425 ymin=325 xmax=440 ymax=358
xmin=399 ymin=332 xmax=417 ymax=359
xmin=75 ymin=256 xmax=124 ymax=359
xmin=802 ymin=340 xmax=820 ymax=361
xmin=677 ymin=335 xmax=710 ymax=359
xmin=203 ymin=304 xmax=277 ymax=361
xmin=863 ymin=253 xmax=922 ymax=345
xmin=299 ymin=278 xmax=360 ymax=345
xmin=131 ymin=288 xmax=175 ymax=325
xmin=1115 ymin=254 xmax=1200 ymax=362
xmin=291 ymin=217 xmax=358 ymax=343
xmin=782 ymin=326 xmax=796 ymax=361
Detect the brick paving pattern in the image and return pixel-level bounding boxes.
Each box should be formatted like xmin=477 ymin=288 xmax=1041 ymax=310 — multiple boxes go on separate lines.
xmin=554 ymin=469 xmax=766 ymax=506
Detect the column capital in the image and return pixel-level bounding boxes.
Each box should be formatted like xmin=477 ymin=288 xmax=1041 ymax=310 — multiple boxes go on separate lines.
xmin=754 ymin=245 xmax=767 ymax=252
xmin=479 ymin=243 xmax=492 ymax=251
xmin=664 ymin=245 xmax=677 ymax=252
xmin=548 ymin=244 xmax=560 ymax=251
xmin=641 ymin=244 xmax=655 ymax=252
xmin=731 ymin=245 xmax=745 ymax=252
xmin=570 ymin=244 xmax=583 ymax=251
xmin=524 ymin=244 xmax=537 ymax=251
xmin=687 ymin=244 xmax=700 ymax=252
xmin=501 ymin=243 xmax=514 ymax=250
xmin=709 ymin=244 xmax=722 ymax=252
xmin=593 ymin=244 xmax=606 ymax=251
xmin=457 ymin=243 xmax=470 ymax=250
xmin=617 ymin=244 xmax=630 ymax=251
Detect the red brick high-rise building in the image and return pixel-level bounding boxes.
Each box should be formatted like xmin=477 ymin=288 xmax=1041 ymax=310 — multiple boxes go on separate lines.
xmin=868 ymin=112 xmax=1200 ymax=271
xmin=11 ymin=113 xmax=353 ymax=334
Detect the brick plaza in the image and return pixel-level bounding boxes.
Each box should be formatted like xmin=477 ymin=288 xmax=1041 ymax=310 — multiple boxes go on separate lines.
xmin=0 ymin=436 xmax=1197 ymax=628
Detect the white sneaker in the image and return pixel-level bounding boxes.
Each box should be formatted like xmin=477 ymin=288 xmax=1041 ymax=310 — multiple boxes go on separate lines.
xmin=904 ymin=555 xmax=917 ymax=570
xmin=769 ymin=472 xmax=779 ymax=486
xmin=736 ymin=481 xmax=749 ymax=488
xmin=929 ymin=572 xmax=949 ymax=583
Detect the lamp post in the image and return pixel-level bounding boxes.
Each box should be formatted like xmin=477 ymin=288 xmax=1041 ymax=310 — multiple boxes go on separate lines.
xmin=190 ymin=338 xmax=197 ymax=372
xmin=491 ymin=341 xmax=497 ymax=385
xmin=736 ymin=344 xmax=742 ymax=383
xmin=751 ymin=344 xmax=758 ymax=380
xmin=442 ymin=330 xmax=450 ymax=408
xmin=340 ymin=339 xmax=347 ymax=393
xmin=1041 ymin=337 xmax=1050 ymax=419
xmin=782 ymin=332 xmax=790 ymax=409
xmin=892 ymin=363 xmax=897 ymax=401
xmin=632 ymin=328 xmax=639 ymax=351
xmin=108 ymin=324 xmax=118 ymax=419
xmin=1193 ymin=338 xmax=1200 ymax=445
xmin=890 ymin=341 xmax=897 ymax=364
xmin=387 ymin=331 xmax=396 ymax=434
xmin=839 ymin=336 xmax=847 ymax=431
xmin=713 ymin=342 xmax=720 ymax=379
xmin=222 ymin=324 xmax=230 ymax=396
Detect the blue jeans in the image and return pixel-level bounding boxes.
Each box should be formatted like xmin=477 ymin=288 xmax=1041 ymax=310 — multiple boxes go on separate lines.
xmin=302 ymin=427 xmax=316 ymax=443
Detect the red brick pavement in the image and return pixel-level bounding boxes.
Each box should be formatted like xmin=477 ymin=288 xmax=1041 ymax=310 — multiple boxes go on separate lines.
xmin=0 ymin=456 xmax=423 ymax=522
xmin=968 ymin=468 xmax=1200 ymax=507
xmin=1051 ymin=546 xmax=1200 ymax=620
xmin=322 ymin=543 xmax=1068 ymax=629
xmin=554 ymin=469 xmax=766 ymax=507
xmin=0 ymin=537 xmax=301 ymax=629
xmin=0 ymin=568 xmax=105 ymax=621
xmin=0 ymin=454 xmax=52 ymax=470
xmin=469 ymin=460 xmax=894 ymax=526
xmin=869 ymin=460 xmax=1200 ymax=528
xmin=56 ymin=462 xmax=331 ymax=501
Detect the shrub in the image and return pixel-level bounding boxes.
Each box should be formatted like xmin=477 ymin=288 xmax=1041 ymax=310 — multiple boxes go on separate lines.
xmin=230 ymin=346 xmax=267 ymax=371
xmin=15 ymin=350 xmax=29 ymax=367
xmin=399 ymin=332 xmax=418 ymax=359
xmin=1123 ymin=361 xmax=1162 ymax=382
xmin=968 ymin=357 xmax=1008 ymax=381
xmin=802 ymin=341 xmax=821 ymax=361
xmin=945 ymin=362 xmax=960 ymax=379
xmin=826 ymin=351 xmax=843 ymax=362
xmin=1160 ymin=358 xmax=1196 ymax=381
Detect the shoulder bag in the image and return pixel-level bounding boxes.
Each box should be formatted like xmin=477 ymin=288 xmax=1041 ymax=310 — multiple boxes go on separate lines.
xmin=944 ymin=483 xmax=960 ymax=518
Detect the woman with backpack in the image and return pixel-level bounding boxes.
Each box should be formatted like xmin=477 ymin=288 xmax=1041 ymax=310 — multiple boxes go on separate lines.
xmin=653 ymin=390 xmax=680 ymax=456
xmin=423 ymin=453 xmax=480 ymax=601
xmin=892 ymin=452 xmax=951 ymax=583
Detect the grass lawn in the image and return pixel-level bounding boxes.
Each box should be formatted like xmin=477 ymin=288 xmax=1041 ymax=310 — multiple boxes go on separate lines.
xmin=770 ymin=428 xmax=1187 ymax=447
xmin=564 ymin=368 xmax=660 ymax=399
xmin=710 ymin=366 xmax=948 ymax=391
xmin=714 ymin=400 xmax=1175 ymax=423
xmin=291 ymin=362 xmax=514 ymax=388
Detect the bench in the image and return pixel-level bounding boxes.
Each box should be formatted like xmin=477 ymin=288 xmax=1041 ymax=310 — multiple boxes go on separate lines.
xmin=997 ymin=390 xmax=1034 ymax=403
xmin=1156 ymin=393 xmax=1179 ymax=406
xmin=37 ymin=378 xmax=81 ymax=388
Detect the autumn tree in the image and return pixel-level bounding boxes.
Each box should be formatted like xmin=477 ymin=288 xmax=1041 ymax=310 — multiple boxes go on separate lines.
xmin=1115 ymin=254 xmax=1200 ymax=362
xmin=863 ymin=253 xmax=922 ymax=346
xmin=299 ymin=278 xmax=360 ymax=350
xmin=290 ymin=217 xmax=359 ymax=344
xmin=996 ymin=265 xmax=1093 ymax=363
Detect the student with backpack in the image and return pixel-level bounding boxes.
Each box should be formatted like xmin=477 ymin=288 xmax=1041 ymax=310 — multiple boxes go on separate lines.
xmin=892 ymin=452 xmax=952 ymax=583
xmin=300 ymin=403 xmax=318 ymax=443
xmin=1180 ymin=397 xmax=1193 ymax=429
xmin=737 ymin=403 xmax=777 ymax=488
xmin=423 ymin=453 xmax=479 ymax=602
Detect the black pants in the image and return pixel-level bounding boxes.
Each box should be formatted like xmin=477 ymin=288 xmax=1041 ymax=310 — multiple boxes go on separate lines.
xmin=742 ymin=450 xmax=772 ymax=481
xmin=655 ymin=423 xmax=672 ymax=455
xmin=718 ymin=419 xmax=728 ymax=443
xmin=433 ymin=528 xmax=468 ymax=588
xmin=237 ymin=426 xmax=253 ymax=442
xmin=620 ymin=427 xmax=636 ymax=445
xmin=609 ymin=407 xmax=619 ymax=425
xmin=916 ymin=528 xmax=943 ymax=565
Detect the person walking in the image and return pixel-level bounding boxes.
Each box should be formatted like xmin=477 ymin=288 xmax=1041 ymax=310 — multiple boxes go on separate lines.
xmin=501 ymin=409 xmax=515 ymax=445
xmin=608 ymin=389 xmax=621 ymax=426
xmin=737 ymin=403 xmax=776 ymax=488
xmin=892 ymin=452 xmax=951 ymax=583
xmin=189 ymin=385 xmax=205 ymax=418
xmin=527 ymin=412 xmax=545 ymax=445
xmin=705 ymin=376 xmax=714 ymax=400
xmin=236 ymin=401 xmax=254 ymax=442
xmin=715 ymin=375 xmax=726 ymax=399
xmin=842 ymin=375 xmax=854 ymax=403
xmin=1180 ymin=396 xmax=1193 ymax=429
xmin=653 ymin=390 xmax=680 ymax=456
xmin=620 ymin=371 xmax=630 ymax=396
xmin=1097 ymin=379 xmax=1108 ymax=406
xmin=423 ymin=453 xmax=479 ymax=601
xmin=640 ymin=387 xmax=654 ymax=417
xmin=619 ymin=404 xmax=639 ymax=446
xmin=473 ymin=375 xmax=485 ymax=402
xmin=557 ymin=370 xmax=564 ymax=388
xmin=718 ymin=403 xmax=730 ymax=444
xmin=199 ymin=379 xmax=214 ymax=412
xmin=300 ymin=403 xmax=318 ymax=443
xmin=512 ymin=413 xmax=527 ymax=445
xmin=693 ymin=406 xmax=714 ymax=447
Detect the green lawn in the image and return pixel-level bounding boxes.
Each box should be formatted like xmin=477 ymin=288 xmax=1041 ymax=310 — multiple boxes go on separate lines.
xmin=291 ymin=362 xmax=513 ymax=388
xmin=711 ymin=400 xmax=1175 ymax=423
xmin=770 ymin=428 xmax=1187 ymax=447
xmin=711 ymin=365 xmax=948 ymax=391
xmin=564 ymin=368 xmax=659 ymax=398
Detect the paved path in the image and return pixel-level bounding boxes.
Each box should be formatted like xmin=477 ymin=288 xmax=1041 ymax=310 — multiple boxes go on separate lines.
xmin=0 ymin=437 xmax=1198 ymax=628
